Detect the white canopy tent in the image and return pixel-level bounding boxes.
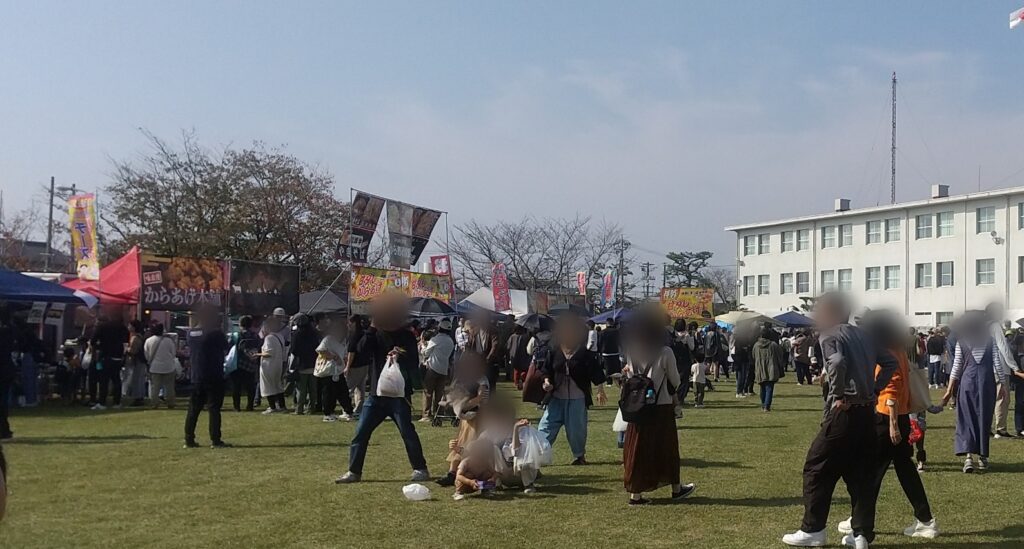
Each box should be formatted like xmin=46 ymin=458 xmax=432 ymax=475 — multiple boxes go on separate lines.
xmin=461 ymin=287 xmax=530 ymax=316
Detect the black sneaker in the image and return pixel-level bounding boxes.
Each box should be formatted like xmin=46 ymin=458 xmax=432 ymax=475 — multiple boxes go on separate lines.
xmin=183 ymin=441 xmax=200 ymax=449
xmin=571 ymin=457 xmax=589 ymax=466
xmin=210 ymin=441 xmax=232 ymax=449
xmin=671 ymin=483 xmax=696 ymax=500
xmin=436 ymin=472 xmax=456 ymax=487
xmin=628 ymin=497 xmax=650 ymax=506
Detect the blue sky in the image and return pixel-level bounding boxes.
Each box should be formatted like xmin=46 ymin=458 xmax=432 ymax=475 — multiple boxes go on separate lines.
xmin=3 ymin=1 xmax=1024 ymax=267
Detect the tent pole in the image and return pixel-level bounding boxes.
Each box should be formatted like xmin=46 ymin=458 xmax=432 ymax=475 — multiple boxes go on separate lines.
xmin=305 ymin=269 xmax=347 ymax=315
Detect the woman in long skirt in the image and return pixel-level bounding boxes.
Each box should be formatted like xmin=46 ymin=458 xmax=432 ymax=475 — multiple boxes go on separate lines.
xmin=942 ymin=312 xmax=1008 ymax=473
xmin=621 ymin=306 xmax=696 ymax=505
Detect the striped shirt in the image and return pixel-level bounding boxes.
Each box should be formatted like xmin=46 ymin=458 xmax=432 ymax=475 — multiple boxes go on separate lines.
xmin=950 ymin=342 xmax=1008 ymax=385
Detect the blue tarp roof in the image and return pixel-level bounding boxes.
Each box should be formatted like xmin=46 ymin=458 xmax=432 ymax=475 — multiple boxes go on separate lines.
xmin=773 ymin=310 xmax=814 ymax=328
xmin=0 ymin=269 xmax=87 ymax=304
xmin=590 ymin=308 xmax=632 ymax=324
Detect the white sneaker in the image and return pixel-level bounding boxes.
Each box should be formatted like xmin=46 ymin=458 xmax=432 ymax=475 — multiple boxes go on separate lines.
xmin=782 ymin=530 xmax=827 ymax=547
xmin=841 ymin=533 xmax=869 ymax=548
xmin=418 ymin=416 xmax=432 ymax=423
xmin=903 ymin=518 xmax=939 ymax=538
xmin=411 ymin=469 xmax=430 ymax=482
xmin=92 ymin=403 xmax=106 ymax=411
xmin=322 ymin=415 xmax=337 ymax=423
xmin=261 ymin=408 xmax=276 ymax=415
xmin=917 ymin=462 xmax=926 ymax=472
xmin=837 ymin=517 xmax=853 ymax=534
xmin=735 ymin=394 xmax=743 ymax=398
xmin=339 ymin=412 xmax=352 ymax=422
xmin=452 ymin=493 xmax=467 ymax=501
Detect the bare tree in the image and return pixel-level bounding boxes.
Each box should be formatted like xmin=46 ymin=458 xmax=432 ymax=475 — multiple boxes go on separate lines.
xmin=701 ymin=267 xmax=738 ymax=308
xmin=450 ymin=215 xmax=627 ymax=295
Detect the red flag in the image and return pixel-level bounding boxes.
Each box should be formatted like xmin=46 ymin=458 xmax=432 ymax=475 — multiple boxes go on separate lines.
xmin=430 ymin=255 xmax=451 ymax=276
xmin=1012 ymin=7 xmax=1024 ymax=29
xmin=492 ymin=263 xmax=511 ymax=312
xmin=576 ymin=271 xmax=587 ymax=296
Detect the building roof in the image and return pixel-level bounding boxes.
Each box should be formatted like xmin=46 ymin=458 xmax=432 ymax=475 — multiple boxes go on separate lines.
xmin=724 ymin=184 xmax=1024 ymax=232
xmin=0 ymin=238 xmax=72 ymax=271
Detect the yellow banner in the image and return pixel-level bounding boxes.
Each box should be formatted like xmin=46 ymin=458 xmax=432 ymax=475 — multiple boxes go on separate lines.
xmin=68 ymin=194 xmax=100 ymax=281
xmin=350 ymin=266 xmax=453 ymax=302
xmin=660 ymin=287 xmax=714 ymax=320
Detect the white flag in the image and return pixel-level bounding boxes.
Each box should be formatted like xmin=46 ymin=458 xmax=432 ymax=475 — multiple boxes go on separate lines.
xmin=1011 ymin=7 xmax=1024 ymax=29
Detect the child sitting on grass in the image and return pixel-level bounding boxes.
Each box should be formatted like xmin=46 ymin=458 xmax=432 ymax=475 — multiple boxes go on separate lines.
xmin=453 ymin=438 xmax=497 ymax=500
xmin=436 ymin=352 xmax=490 ymax=487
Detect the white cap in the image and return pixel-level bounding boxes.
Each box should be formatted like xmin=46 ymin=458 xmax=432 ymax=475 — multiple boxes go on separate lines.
xmin=272 ymin=307 xmax=288 ymax=318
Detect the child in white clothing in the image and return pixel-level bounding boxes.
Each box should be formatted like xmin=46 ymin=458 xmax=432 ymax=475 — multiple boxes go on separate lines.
xmin=691 ymin=362 xmax=707 ymax=407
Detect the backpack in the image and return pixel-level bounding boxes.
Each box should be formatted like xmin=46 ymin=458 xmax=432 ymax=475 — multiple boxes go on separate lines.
xmin=618 ymin=357 xmax=666 ymax=424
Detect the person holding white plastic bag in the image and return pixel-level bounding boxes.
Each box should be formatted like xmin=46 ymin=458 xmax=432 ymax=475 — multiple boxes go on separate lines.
xmin=315 ymin=317 xmax=355 ymax=422
xmin=336 ymin=293 xmax=429 ymax=484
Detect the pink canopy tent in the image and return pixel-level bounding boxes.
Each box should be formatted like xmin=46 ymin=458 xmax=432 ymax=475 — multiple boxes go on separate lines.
xmin=63 ymin=246 xmax=141 ymax=304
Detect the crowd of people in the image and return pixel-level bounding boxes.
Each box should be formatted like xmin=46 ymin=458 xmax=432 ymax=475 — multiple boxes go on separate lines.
xmin=3 ymin=292 xmax=1024 ymax=545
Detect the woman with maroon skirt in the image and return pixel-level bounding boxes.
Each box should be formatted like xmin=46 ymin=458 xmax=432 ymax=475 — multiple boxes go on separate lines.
xmin=621 ymin=306 xmax=696 ymax=506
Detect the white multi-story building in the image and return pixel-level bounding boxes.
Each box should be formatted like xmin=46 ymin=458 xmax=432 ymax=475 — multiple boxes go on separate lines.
xmin=725 ymin=184 xmax=1024 ymax=327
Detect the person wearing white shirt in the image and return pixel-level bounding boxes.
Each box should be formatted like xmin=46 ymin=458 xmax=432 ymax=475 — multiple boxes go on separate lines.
xmin=586 ymin=321 xmax=599 ymax=352
xmin=144 ymin=323 xmax=179 ymax=409
xmin=420 ymin=321 xmax=456 ymax=421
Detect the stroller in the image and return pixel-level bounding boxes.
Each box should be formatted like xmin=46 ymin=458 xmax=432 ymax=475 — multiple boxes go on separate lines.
xmin=431 ymin=392 xmax=461 ymax=428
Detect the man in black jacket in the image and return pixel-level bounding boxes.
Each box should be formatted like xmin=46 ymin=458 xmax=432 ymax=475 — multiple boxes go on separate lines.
xmin=89 ymin=311 xmax=130 ymax=410
xmin=183 ymin=305 xmax=231 ymax=449
xmin=336 ymin=294 xmax=429 ymax=484
xmin=0 ymin=306 xmax=16 ymax=439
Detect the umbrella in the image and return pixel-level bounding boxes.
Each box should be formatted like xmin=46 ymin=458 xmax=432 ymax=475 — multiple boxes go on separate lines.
xmin=590 ymin=308 xmax=633 ymax=324
xmin=715 ymin=310 xmax=782 ymax=328
xmin=516 ymin=312 xmax=552 ymax=332
xmin=772 ymin=310 xmax=814 ymax=328
xmin=548 ymin=303 xmax=590 ymax=316
xmin=408 ymin=297 xmax=456 ymax=317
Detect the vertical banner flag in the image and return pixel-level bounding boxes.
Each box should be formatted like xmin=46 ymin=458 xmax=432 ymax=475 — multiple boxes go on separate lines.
xmin=576 ymin=271 xmax=587 ymax=296
xmin=68 ymin=194 xmax=100 ymax=281
xmin=385 ymin=200 xmax=415 ymax=268
xmin=1011 ymin=7 xmax=1024 ymax=29
xmin=410 ymin=206 xmax=442 ymax=265
xmin=492 ymin=263 xmax=511 ymax=313
xmin=430 ymin=255 xmax=451 ymax=276
xmin=601 ymin=270 xmax=616 ymax=308
xmin=339 ymin=192 xmax=385 ymax=263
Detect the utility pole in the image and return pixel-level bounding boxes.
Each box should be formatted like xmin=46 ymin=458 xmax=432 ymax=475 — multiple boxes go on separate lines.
xmin=640 ymin=262 xmax=654 ymax=299
xmin=45 ymin=176 xmax=55 ymax=271
xmin=891 ymin=72 xmax=897 ymax=205
xmin=662 ymin=263 xmax=668 ymax=291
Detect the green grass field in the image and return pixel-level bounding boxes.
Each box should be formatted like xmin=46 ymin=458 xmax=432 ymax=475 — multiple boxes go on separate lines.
xmin=0 ymin=381 xmax=1021 ymax=548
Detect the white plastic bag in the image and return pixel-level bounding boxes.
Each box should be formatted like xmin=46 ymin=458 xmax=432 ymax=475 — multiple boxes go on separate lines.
xmin=376 ymin=354 xmax=406 ymax=397
xmin=612 ymin=408 xmax=628 ymax=432
xmin=402 ymin=483 xmax=431 ymax=501
xmin=516 ymin=426 xmax=553 ymax=469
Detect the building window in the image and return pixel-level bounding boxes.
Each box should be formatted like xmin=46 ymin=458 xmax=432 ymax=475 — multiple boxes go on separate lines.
xmin=865 ymin=267 xmax=881 ymax=290
xmin=1019 ymin=256 xmax=1024 ymax=284
xmin=821 ymin=270 xmax=835 ymax=292
xmin=936 ymin=311 xmax=954 ymax=326
xmin=976 ymin=207 xmax=996 ymax=234
xmin=797 ymin=229 xmax=810 ymax=251
xmin=915 ymin=263 xmax=933 ymax=288
xmin=838 ymin=269 xmax=853 ymax=291
xmin=976 ymin=258 xmax=995 ymax=285
xmin=937 ymin=261 xmax=954 ymax=287
xmin=743 ymin=236 xmax=756 ymax=256
xmin=866 ymin=220 xmax=882 ymax=244
xmin=885 ymin=265 xmax=900 ymax=290
xmin=916 ymin=214 xmax=933 ymax=239
xmin=885 ymin=218 xmax=901 ymax=242
xmin=822 ymin=226 xmax=836 ymax=248
xmin=1019 ymin=202 xmax=1024 ymax=230
xmin=781 ymin=273 xmax=794 ymax=294
xmin=781 ymin=231 xmax=794 ymax=252
xmin=796 ymin=272 xmax=809 ymax=293
xmin=743 ymin=276 xmax=755 ymax=297
xmin=937 ymin=211 xmax=954 ymax=237
xmin=758 ymin=274 xmax=770 ymax=295
xmin=839 ymin=224 xmax=853 ymax=247
xmin=758 ymin=233 xmax=770 ymax=254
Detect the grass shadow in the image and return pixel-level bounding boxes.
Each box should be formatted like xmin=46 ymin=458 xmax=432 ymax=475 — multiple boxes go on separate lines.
xmin=687 ymin=495 xmax=808 ymax=507
xmin=681 ymin=458 xmax=754 ymax=470
xmin=5 ymin=434 xmax=162 ymax=445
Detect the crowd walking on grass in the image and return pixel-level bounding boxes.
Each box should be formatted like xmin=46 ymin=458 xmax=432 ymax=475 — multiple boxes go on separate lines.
xmin=4 ymin=293 xmax=1024 ymax=547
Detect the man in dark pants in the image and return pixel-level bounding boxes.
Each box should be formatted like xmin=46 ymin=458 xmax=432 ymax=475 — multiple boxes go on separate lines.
xmin=783 ymin=293 xmax=897 ymax=548
xmin=184 ymin=305 xmax=231 ymax=449
xmin=336 ymin=294 xmax=429 ymax=484
xmin=89 ymin=311 xmax=130 ymax=410
xmin=598 ymin=319 xmax=622 ymax=380
xmin=0 ymin=306 xmax=17 ymax=439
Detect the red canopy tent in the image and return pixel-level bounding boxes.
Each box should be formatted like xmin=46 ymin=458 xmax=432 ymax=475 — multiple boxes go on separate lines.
xmin=63 ymin=246 xmax=140 ymax=304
